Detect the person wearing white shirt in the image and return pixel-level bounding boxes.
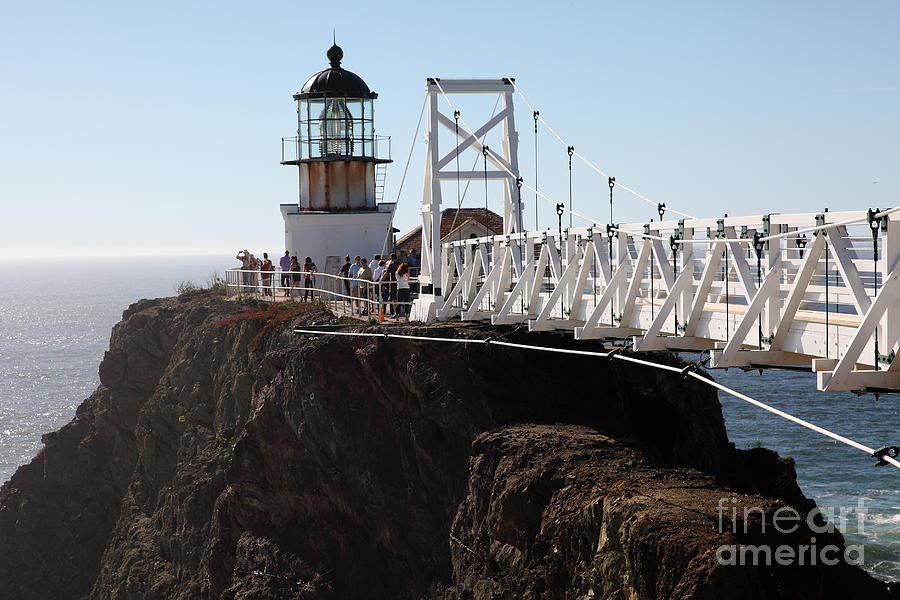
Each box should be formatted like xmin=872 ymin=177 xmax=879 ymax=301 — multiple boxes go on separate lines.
xmin=372 ymin=260 xmax=385 ymax=284
xmin=395 ymin=262 xmax=411 ymax=320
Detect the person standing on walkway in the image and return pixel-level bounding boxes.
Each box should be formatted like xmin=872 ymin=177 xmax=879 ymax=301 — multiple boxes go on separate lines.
xmin=396 ymin=262 xmax=411 ymax=320
xmin=372 ymin=259 xmax=385 ymax=309
xmin=303 ymin=257 xmax=317 ymax=302
xmin=260 ymin=253 xmax=274 ymax=297
xmin=279 ymin=251 xmax=292 ymax=296
xmin=290 ymin=256 xmax=302 ymax=298
xmin=349 ymin=256 xmax=362 ymax=312
xmin=236 ymin=249 xmax=253 ymax=291
xmin=408 ymin=248 xmax=420 ymax=277
xmin=339 ymin=256 xmax=352 ymax=302
xmin=357 ymin=258 xmax=373 ymax=316
xmin=384 ymin=253 xmax=400 ymax=316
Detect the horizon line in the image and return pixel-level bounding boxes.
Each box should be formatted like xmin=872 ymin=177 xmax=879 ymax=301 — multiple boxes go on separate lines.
xmin=0 ymin=244 xmax=284 ymax=260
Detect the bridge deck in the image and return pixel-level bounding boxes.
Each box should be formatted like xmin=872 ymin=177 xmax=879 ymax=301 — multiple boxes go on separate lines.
xmin=418 ymin=209 xmax=899 ymax=392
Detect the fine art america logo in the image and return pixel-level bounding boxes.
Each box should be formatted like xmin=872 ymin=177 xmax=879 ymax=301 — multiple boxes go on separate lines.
xmin=716 ymin=497 xmax=868 ymax=566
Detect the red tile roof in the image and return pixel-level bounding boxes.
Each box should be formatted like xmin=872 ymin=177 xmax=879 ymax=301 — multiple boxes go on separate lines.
xmin=394 ymin=208 xmax=503 ymax=252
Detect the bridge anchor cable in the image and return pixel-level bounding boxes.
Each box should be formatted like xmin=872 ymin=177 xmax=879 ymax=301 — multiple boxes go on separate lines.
xmin=294 ymin=328 xmax=900 ymax=472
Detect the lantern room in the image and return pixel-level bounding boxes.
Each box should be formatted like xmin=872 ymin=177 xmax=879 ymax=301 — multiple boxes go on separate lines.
xmin=294 ymin=44 xmax=377 ymax=159
xmin=281 ymin=44 xmax=391 ymax=212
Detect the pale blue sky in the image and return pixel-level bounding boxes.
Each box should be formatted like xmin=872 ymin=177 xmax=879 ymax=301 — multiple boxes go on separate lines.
xmin=1 ymin=0 xmax=897 ymax=257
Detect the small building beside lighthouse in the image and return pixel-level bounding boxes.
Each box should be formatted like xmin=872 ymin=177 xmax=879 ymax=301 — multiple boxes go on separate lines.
xmin=280 ymin=44 xmax=393 ymax=272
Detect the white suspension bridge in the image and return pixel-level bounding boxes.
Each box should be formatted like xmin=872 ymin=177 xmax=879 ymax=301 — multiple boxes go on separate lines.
xmin=223 ymin=75 xmax=900 ymax=470
xmin=410 ymin=77 xmax=900 ymax=397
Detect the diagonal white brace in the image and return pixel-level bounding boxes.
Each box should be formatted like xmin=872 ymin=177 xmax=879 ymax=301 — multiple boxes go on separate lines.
xmin=823 ymin=271 xmax=900 ymax=390
xmin=713 ymin=257 xmax=783 ymax=366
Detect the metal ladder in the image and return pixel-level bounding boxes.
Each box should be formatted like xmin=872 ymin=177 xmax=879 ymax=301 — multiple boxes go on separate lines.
xmin=375 ymin=163 xmax=387 ymax=204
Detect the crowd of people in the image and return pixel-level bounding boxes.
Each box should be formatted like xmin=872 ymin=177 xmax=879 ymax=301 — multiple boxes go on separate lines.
xmin=338 ymin=252 xmax=414 ymax=319
xmin=237 ymin=250 xmax=322 ymax=301
xmin=235 ymin=248 xmax=419 ymax=320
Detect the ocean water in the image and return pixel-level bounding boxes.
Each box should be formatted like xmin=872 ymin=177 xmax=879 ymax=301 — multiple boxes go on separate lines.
xmin=0 ymin=256 xmax=228 ymax=480
xmin=0 ymin=256 xmax=897 ymax=582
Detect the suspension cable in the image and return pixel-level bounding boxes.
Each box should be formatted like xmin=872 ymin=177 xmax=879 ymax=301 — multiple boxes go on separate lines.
xmin=508 ymin=79 xmax=900 ymax=226
xmin=505 ymin=78 xmax=696 ymax=220
xmin=293 ymin=327 xmax=900 ymax=471
xmin=382 ymin=94 xmax=427 ymax=254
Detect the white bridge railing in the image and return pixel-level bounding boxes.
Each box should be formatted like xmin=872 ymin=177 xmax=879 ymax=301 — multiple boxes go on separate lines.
xmin=436 ymin=208 xmax=899 ymax=392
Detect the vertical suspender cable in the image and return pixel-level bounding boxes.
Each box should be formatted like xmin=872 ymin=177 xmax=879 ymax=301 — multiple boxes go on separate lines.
xmin=724 ymin=215 xmax=730 ymax=339
xmin=874 ymin=236 xmax=879 ymax=371
xmin=869 ymin=208 xmax=881 ymax=371
xmin=520 ymin=175 xmax=526 ymax=315
xmin=725 ymin=243 xmax=730 ymax=339
xmin=609 ymin=177 xmax=616 ymax=325
xmin=516 ymin=176 xmax=524 ymax=312
xmin=825 ymin=235 xmax=830 ymax=358
xmin=454 ymin=111 xmax=461 ymax=244
xmin=483 ymin=145 xmax=489 ymax=214
xmin=567 ymin=146 xmax=574 ymax=229
xmin=564 ymin=147 xmax=573 ymax=320
xmin=533 ymin=111 xmax=539 ymax=231
xmin=556 ymin=206 xmax=565 ymax=319
xmin=454 ymin=110 xmax=462 ymax=308
xmin=556 ymin=204 xmax=564 ymax=248
xmin=651 ymin=245 xmax=655 ymax=321
xmin=649 ymin=229 xmax=655 ymax=321
xmin=483 ymin=146 xmax=490 ymax=310
xmin=609 ymin=176 xmax=615 ymax=226
xmin=754 ymin=232 xmax=764 ymax=349
xmin=671 ymin=235 xmax=679 ymax=334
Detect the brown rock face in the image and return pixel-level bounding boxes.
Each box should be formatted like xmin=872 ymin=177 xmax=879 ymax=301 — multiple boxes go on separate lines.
xmin=0 ymin=294 xmax=895 ymax=600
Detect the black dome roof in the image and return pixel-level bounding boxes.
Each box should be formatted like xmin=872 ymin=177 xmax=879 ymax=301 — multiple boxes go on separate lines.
xmin=294 ymin=45 xmax=377 ymax=99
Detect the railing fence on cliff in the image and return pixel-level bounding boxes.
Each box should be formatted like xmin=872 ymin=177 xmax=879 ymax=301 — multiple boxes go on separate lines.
xmin=224 ymin=269 xmax=418 ymax=319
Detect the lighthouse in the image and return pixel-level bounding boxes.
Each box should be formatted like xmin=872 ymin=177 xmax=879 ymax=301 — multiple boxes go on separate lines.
xmin=280 ymin=44 xmax=394 ymax=273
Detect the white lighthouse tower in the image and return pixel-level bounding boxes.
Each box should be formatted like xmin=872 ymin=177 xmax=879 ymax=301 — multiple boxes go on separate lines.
xmin=280 ymin=44 xmax=394 ymax=271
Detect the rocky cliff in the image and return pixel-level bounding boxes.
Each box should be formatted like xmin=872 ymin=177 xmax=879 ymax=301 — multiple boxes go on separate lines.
xmin=0 ymin=293 xmax=895 ymax=600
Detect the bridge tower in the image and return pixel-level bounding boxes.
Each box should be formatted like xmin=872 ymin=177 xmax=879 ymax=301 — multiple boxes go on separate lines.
xmin=280 ymin=44 xmax=394 ymax=271
xmin=413 ymin=78 xmax=523 ymax=321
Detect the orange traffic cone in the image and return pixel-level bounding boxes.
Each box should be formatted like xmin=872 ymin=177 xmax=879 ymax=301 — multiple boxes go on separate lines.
xmin=379 ymin=304 xmax=385 ymax=322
